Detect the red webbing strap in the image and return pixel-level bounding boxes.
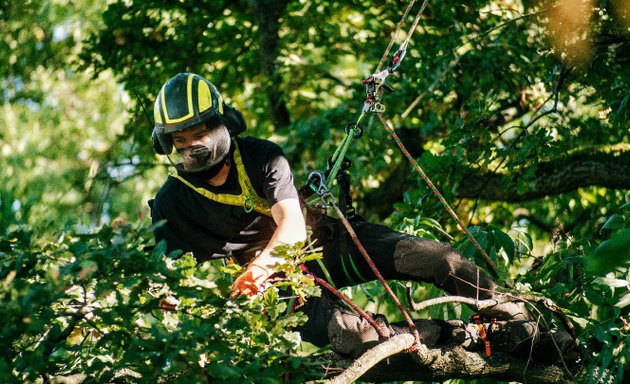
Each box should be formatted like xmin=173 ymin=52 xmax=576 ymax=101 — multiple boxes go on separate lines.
xmin=472 ymin=314 xmax=492 ymax=357
xmin=329 ymin=204 xmax=420 ymax=342
xmin=301 ymin=265 xmax=389 ymax=339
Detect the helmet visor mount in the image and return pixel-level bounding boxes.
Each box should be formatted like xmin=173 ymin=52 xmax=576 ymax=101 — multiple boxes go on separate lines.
xmin=158 ymin=123 xmax=231 ymax=174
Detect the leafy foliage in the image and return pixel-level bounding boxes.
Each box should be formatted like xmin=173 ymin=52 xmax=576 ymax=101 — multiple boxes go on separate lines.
xmin=0 ymin=224 xmax=322 ymax=383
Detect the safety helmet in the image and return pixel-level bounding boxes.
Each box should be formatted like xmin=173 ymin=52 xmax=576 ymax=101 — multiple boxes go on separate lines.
xmin=152 ymin=73 xmax=246 ymax=173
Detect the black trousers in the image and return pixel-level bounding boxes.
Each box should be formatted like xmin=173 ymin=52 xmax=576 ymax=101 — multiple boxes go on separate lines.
xmin=298 ymin=217 xmax=526 ymax=354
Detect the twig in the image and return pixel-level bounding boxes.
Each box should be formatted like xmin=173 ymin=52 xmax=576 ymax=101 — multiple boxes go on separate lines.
xmin=326 ymin=334 xmax=416 ymax=384
xmin=405 ymin=290 xmax=501 ymax=312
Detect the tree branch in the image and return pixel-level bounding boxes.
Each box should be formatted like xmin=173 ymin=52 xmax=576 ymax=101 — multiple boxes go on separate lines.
xmin=326 ymin=334 xmax=416 ymax=384
xmin=456 ymin=145 xmax=630 ymax=202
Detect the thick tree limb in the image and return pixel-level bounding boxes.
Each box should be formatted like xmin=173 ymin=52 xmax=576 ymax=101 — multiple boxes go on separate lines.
xmin=324 ymin=342 xmax=577 ymax=383
xmin=456 ymin=145 xmax=630 ymax=202
xmin=322 ymin=286 xmax=583 ymax=384
xmin=363 ymin=144 xmax=630 ymax=219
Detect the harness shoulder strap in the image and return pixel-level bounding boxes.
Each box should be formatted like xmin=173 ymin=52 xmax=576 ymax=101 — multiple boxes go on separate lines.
xmin=169 ymin=140 xmax=272 ymax=217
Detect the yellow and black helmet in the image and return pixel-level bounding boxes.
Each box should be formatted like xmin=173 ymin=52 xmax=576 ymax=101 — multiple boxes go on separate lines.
xmin=152 ymin=73 xmax=246 ymax=154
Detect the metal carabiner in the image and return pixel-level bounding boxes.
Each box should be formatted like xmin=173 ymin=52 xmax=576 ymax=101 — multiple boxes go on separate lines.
xmin=307 ymin=171 xmax=336 ymax=207
xmin=371 ymin=102 xmax=386 ymax=113
xmin=388 ymin=48 xmax=407 ymax=73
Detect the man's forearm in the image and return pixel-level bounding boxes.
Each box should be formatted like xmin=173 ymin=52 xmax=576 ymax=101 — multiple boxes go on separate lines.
xmin=251 ymin=198 xmax=307 ymax=270
xmin=231 ymin=198 xmax=307 ymax=297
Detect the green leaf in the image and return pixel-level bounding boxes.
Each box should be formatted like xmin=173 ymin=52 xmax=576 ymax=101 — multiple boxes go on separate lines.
xmin=262 ymin=288 xmax=280 ymax=320
xmin=587 ymin=228 xmax=630 ymax=274
xmin=491 ymin=229 xmax=515 ymax=261
xmin=172 ymin=253 xmax=197 ymax=277
xmin=208 ymin=364 xmax=242 ymax=379
xmin=600 ymin=214 xmax=626 ymax=234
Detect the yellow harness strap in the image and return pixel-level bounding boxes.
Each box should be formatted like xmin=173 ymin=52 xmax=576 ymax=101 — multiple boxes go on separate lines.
xmin=169 ymin=140 xmax=272 ymax=217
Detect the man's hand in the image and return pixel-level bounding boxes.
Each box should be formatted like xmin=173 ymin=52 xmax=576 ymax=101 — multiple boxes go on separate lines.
xmin=230 ymin=263 xmax=270 ymax=298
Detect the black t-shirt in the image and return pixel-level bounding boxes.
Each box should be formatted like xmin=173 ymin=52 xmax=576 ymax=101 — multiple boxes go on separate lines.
xmin=152 ymin=136 xmax=299 ymax=263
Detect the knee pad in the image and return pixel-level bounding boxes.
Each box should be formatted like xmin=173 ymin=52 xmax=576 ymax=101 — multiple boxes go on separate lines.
xmin=393 ymin=237 xmax=462 ymax=279
xmin=327 ymin=309 xmax=392 ymax=358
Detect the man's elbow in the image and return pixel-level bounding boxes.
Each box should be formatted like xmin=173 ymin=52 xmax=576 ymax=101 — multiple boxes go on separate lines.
xmin=295 ymin=223 xmax=308 ymax=243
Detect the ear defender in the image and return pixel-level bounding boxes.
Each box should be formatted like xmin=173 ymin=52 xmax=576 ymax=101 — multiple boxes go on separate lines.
xmin=223 ymin=103 xmax=247 ymax=136
xmin=152 ymin=127 xmax=172 ymax=155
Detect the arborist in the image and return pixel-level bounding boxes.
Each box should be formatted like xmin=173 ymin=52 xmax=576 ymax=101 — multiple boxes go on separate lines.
xmin=149 ymin=72 xmax=572 ymax=361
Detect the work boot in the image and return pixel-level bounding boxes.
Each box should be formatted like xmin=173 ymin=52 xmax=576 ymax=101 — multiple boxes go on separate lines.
xmin=475 ymin=318 xmax=580 ymax=364
xmin=328 ymin=308 xmax=395 ymax=358
xmin=484 ymin=319 xmax=540 ymax=357
xmin=436 ymin=318 xmax=540 ymax=357
xmin=531 ymin=330 xmax=580 ymax=364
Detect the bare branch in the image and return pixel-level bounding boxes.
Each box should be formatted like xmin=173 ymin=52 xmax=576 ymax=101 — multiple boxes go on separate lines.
xmin=326 ymin=334 xmax=416 ymax=384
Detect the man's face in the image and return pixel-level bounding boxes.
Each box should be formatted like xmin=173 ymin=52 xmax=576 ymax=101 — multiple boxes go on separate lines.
xmin=171 ymin=123 xmax=210 ymax=150
xmin=166 ymin=121 xmax=231 ymax=173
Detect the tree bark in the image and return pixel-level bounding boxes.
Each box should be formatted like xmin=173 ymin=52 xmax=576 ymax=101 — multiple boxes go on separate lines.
xmin=363 ymin=144 xmax=630 ymax=218
xmin=456 ymin=145 xmax=630 ymax=202
xmin=249 ymin=0 xmax=291 ymax=130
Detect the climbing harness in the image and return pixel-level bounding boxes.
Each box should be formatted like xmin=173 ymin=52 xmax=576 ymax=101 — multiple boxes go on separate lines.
xmin=170 ymin=140 xmax=272 ymax=217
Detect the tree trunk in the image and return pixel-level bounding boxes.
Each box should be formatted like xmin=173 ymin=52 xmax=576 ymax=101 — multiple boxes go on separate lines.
xmin=249 ymin=0 xmax=291 ymax=130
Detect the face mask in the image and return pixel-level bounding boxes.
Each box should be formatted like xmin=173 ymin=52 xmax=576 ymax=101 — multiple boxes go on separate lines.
xmin=181 ymin=153 xmax=231 ymax=181
xmin=165 ymin=124 xmax=231 ymax=173
xmin=179 ymin=144 xmax=215 ymax=171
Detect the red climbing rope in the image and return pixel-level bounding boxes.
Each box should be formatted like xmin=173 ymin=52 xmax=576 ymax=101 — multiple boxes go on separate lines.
xmin=307 ymin=171 xmax=420 ymax=342
xmin=363 ymin=0 xmax=499 ymax=274
xmin=376 ymin=114 xmax=498 ymax=274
